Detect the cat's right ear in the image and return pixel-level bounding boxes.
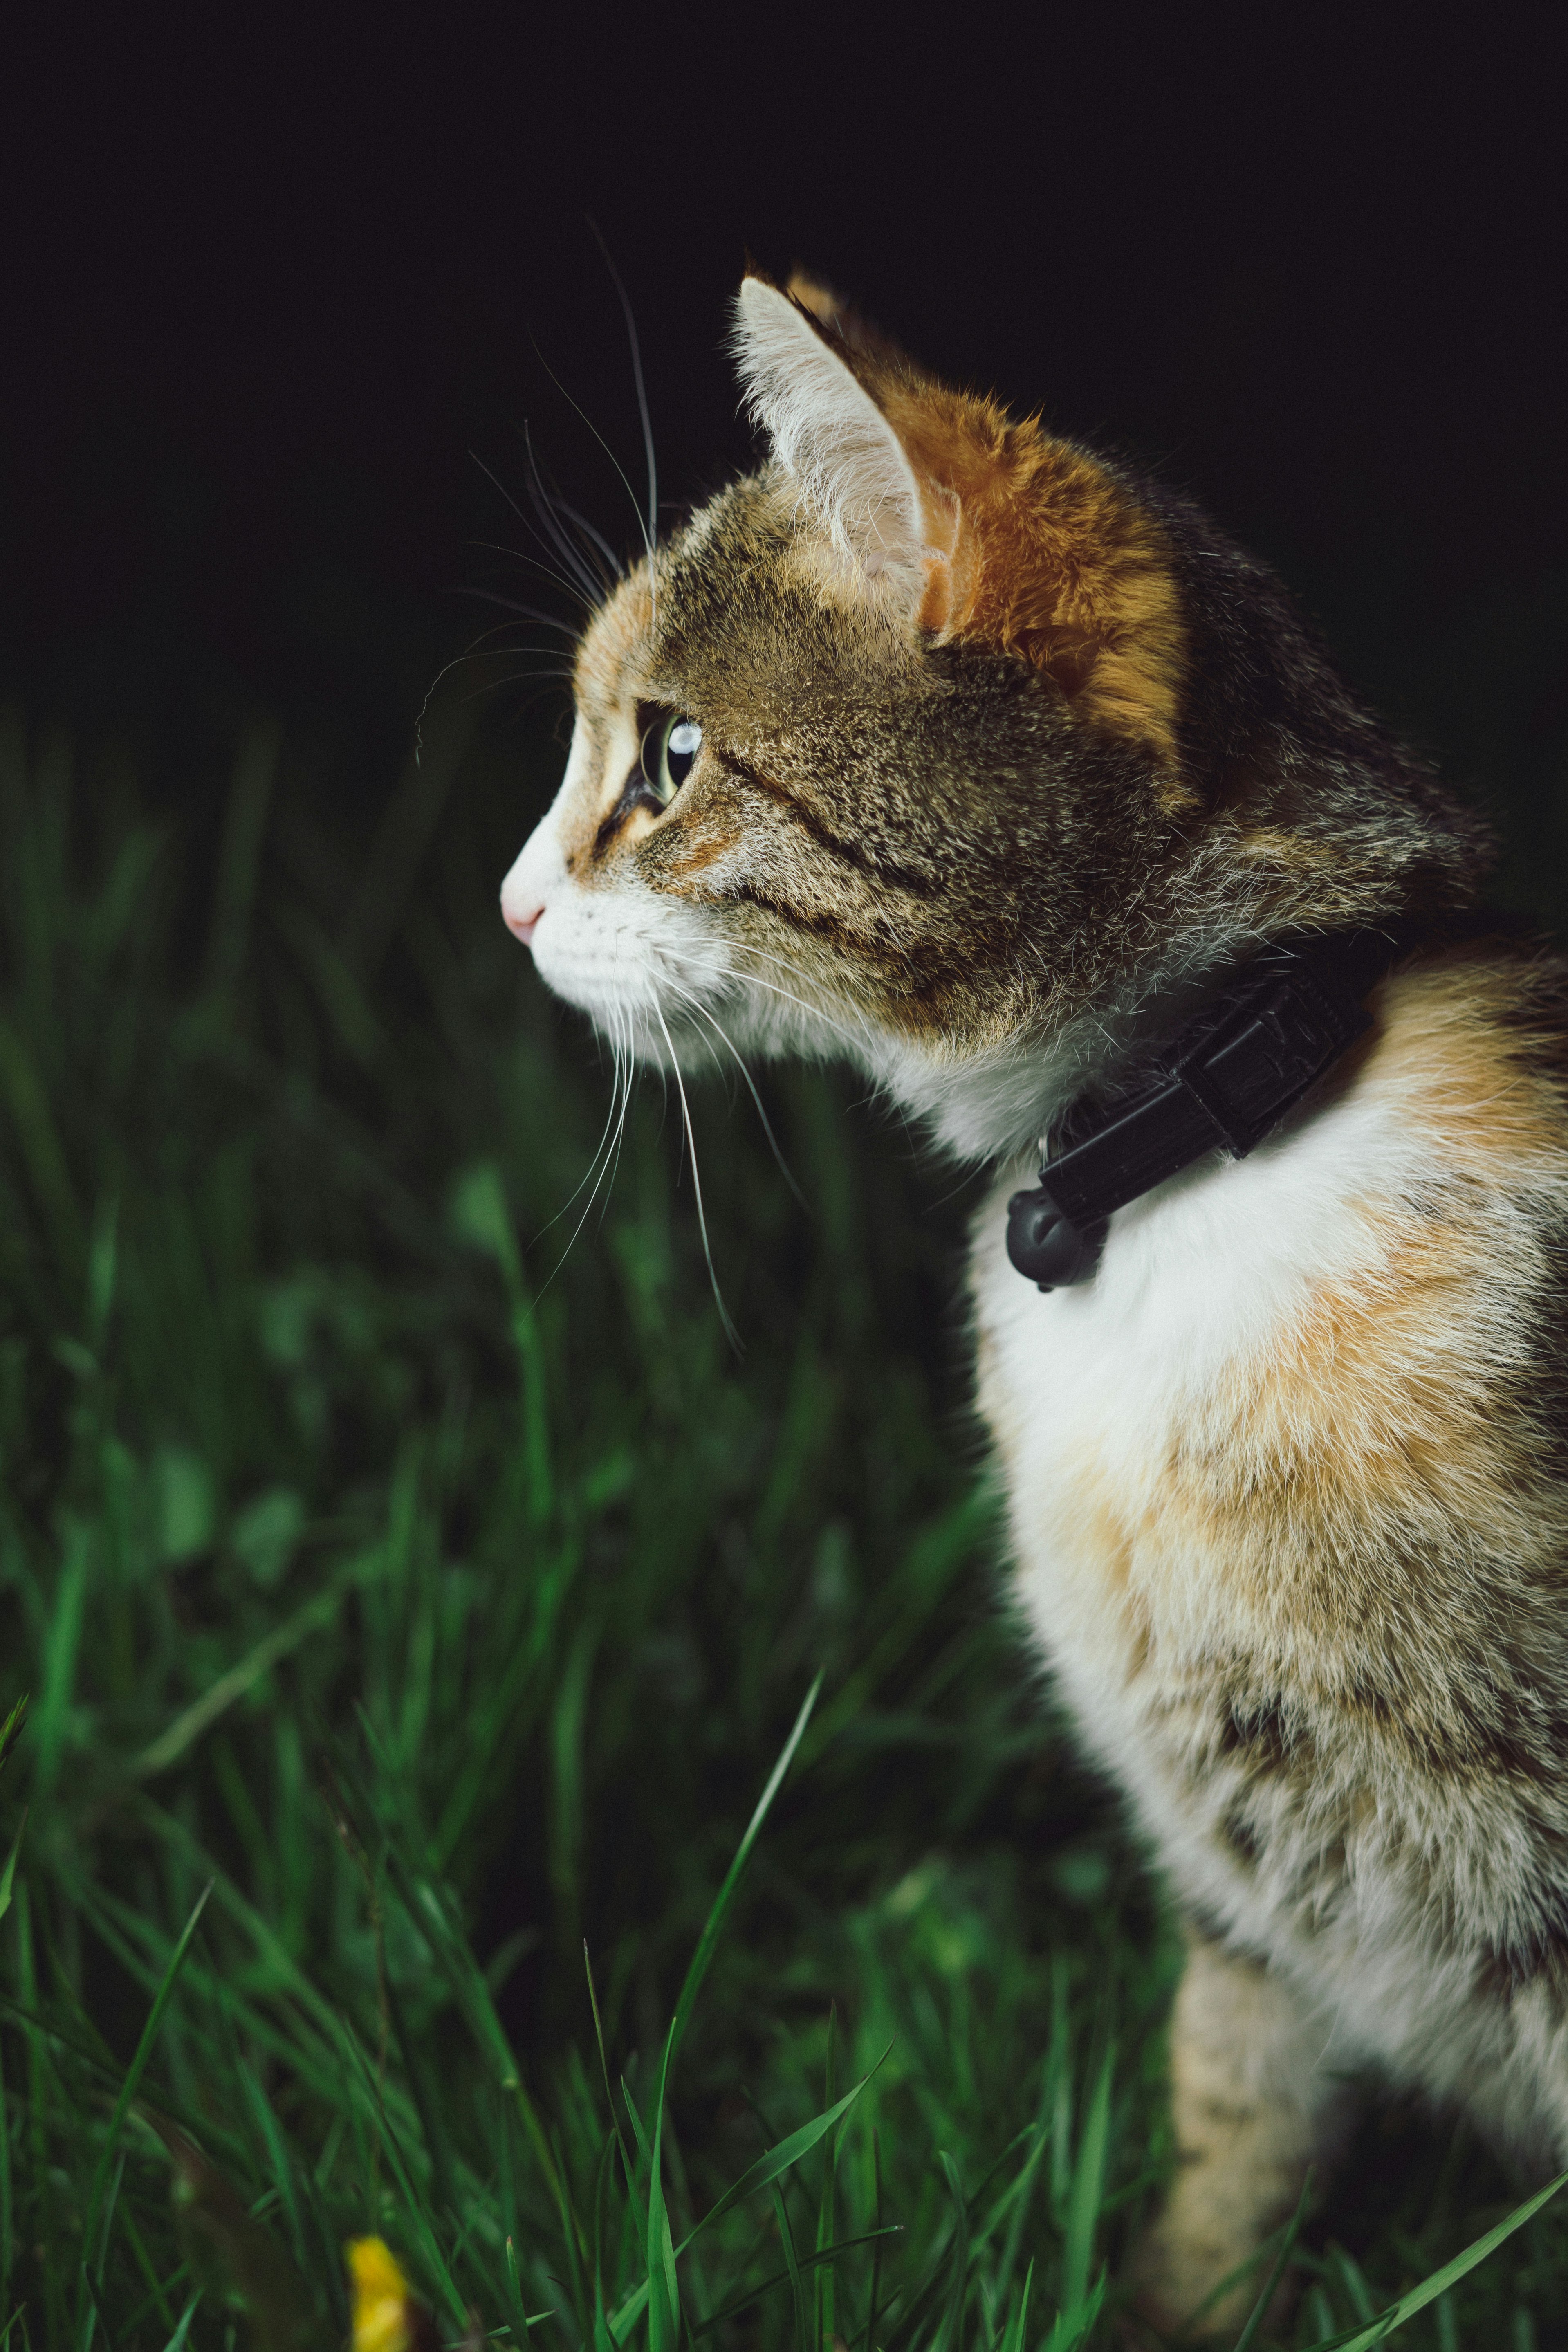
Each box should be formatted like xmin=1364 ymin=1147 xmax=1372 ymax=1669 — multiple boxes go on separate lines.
xmin=731 ymin=275 xmax=933 ymax=604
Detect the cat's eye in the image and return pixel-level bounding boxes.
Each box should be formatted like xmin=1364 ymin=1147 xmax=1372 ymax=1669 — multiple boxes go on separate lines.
xmin=642 ymin=713 xmax=703 ymax=808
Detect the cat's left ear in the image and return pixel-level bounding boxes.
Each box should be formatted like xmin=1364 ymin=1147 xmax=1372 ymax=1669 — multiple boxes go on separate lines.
xmin=732 ymin=275 xmax=940 ymax=605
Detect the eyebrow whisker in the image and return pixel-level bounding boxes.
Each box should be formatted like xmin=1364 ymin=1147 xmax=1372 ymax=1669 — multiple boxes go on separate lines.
xmin=588 ymin=218 xmax=659 ymax=568
xmin=469 ymin=447 xmax=607 ymax=610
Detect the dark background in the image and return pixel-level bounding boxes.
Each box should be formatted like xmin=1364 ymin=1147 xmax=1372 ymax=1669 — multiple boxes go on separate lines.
xmin=3 ymin=11 xmax=1564 ymax=895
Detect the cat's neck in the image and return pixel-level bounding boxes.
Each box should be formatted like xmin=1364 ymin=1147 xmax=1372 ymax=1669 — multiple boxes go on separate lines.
xmin=864 ymin=897 xmax=1468 ymax=1165
xmin=864 ymin=955 xmax=1238 ymax=1162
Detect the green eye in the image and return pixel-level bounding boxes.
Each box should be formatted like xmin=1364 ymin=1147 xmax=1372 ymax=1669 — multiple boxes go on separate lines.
xmin=644 ymin=714 xmax=703 ymax=807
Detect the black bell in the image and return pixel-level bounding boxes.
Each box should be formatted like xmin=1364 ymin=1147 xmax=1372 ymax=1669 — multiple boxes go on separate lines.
xmin=1005 ymin=1188 xmax=1108 ymax=1290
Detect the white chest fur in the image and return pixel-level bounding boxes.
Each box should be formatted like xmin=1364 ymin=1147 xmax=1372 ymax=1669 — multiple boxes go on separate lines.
xmin=967 ymin=1060 xmax=1453 ymax=1985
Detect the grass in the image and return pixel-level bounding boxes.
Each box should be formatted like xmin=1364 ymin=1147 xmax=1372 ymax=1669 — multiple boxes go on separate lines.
xmin=1 ymin=687 xmax=1567 ymax=2351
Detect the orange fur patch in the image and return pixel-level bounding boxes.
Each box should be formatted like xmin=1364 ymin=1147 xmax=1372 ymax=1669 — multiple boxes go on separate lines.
xmin=1192 ymin=962 xmax=1565 ymax=1676
xmin=889 ymin=382 xmax=1187 ymax=790
xmin=782 ymin=274 xmax=1189 ymax=796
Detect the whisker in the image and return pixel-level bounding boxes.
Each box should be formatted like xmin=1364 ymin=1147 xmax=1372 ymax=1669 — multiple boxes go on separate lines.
xmin=653 ymin=999 xmax=740 ymax=1353
xmin=659 ymin=945 xmax=872 ymax=1055
xmin=599 ymin=1006 xmax=637 ymax=1225
xmin=446 ymin=617 xmax=577 ymax=655
xmin=455 ymin=586 xmax=581 ymax=637
xmin=544 ymin=492 xmax=624 ymax=584
xmin=520 ymin=426 xmax=616 ymax=604
xmin=588 ymin=218 xmax=658 ymax=566
xmin=410 ymin=639 xmax=565 ymax=762
xmin=536 ymin=1019 xmax=636 ymax=1292
xmin=662 ymin=979 xmax=808 ymax=1208
xmin=529 ymin=340 xmax=655 ymax=587
xmin=460 ymin=556 xmax=594 ymax=619
xmin=731 ymin=944 xmax=886 ymax=1050
xmin=469 ymin=449 xmax=604 ymax=610
xmin=526 ymin=441 xmax=622 ymax=597
xmin=674 ymin=929 xmax=883 ymax=1025
xmin=531 ymin=1025 xmax=629 ymax=1243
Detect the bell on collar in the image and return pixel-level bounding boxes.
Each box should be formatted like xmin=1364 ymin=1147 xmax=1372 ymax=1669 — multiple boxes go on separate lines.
xmin=1005 ymin=1188 xmax=1108 ymax=1290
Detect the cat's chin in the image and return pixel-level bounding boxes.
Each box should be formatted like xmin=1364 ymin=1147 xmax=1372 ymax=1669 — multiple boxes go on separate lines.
xmin=861 ymin=1030 xmax=1085 ymax=1165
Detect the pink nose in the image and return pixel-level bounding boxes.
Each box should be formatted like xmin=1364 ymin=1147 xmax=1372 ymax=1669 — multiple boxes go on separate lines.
xmin=503 ymin=899 xmax=544 ymax=945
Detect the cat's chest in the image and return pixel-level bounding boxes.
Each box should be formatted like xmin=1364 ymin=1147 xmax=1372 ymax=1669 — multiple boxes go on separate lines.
xmin=967 ymin=1086 xmax=1406 ymax=1709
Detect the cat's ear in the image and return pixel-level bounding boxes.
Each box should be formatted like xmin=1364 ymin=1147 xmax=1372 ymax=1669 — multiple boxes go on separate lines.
xmin=783 ymin=272 xmax=908 ymax=367
xmin=734 ymin=270 xmax=1185 ymax=782
xmin=732 ymin=274 xmax=930 ymax=594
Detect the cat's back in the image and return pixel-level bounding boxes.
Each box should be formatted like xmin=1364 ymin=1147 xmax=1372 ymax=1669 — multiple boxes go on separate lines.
xmin=973 ymin=941 xmax=1568 ymax=2067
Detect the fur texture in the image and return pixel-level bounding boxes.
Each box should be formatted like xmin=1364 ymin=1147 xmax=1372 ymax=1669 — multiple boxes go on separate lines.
xmin=500 ymin=270 xmax=1566 ymax=2335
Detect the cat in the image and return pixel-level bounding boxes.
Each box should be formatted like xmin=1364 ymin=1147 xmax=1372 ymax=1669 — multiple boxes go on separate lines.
xmin=499 ymin=267 xmax=1568 ymax=2338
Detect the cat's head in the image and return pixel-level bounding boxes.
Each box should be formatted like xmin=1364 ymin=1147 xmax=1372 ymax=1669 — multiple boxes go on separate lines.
xmin=501 ymin=273 xmax=1482 ymax=1160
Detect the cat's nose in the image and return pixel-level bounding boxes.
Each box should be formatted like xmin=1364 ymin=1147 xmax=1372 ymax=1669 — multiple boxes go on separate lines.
xmin=502 ymin=894 xmax=545 ymax=946
xmin=501 ymin=824 xmax=561 ymax=947
xmin=501 ymin=864 xmax=547 ymax=943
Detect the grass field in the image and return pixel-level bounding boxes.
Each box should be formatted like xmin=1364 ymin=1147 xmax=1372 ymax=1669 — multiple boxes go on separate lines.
xmin=2 ymin=678 xmax=1568 ymax=2351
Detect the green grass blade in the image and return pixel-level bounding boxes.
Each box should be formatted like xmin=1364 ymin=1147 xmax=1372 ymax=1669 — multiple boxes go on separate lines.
xmin=131 ymin=1562 xmax=363 ymax=1778
xmin=997 ymin=2260 xmax=1032 ymax=2352
xmin=771 ymin=2180 xmax=810 ymax=2352
xmin=665 ymin=1674 xmax=822 ymax=2069
xmin=78 ymin=1881 xmax=212 ymax=2314
xmin=33 ymin=1524 xmax=90 ymax=1799
xmin=1308 ymin=2170 xmax=1568 ymax=2349
xmin=620 ymin=2077 xmax=654 ymax=2176
xmin=691 ymin=2230 xmax=904 ymax=2338
xmin=381 ymin=1850 xmax=574 ymax=2224
xmin=0 ymin=2022 xmax=11 ymax=2294
xmin=996 ymin=2064 xmax=1054 ymax=2306
xmin=80 ymin=2255 xmax=121 ymax=2352
xmin=1059 ymin=2041 xmax=1112 ymax=2316
xmin=157 ymin=2293 xmax=201 ymax=2352
xmin=1230 ymin=2171 xmax=1312 ymax=2352
xmin=642 ymin=1680 xmax=823 ymax=2350
xmin=607 ymin=2075 xmax=885 ymax=2349
xmin=1047 ymin=1961 xmax=1072 ymax=2227
xmin=1038 ymin=2271 xmax=1106 ymax=2352
xmin=689 ymin=2064 xmax=883 ymax=2243
xmin=933 ymin=2153 xmax=970 ymax=2352
xmin=591 ymin=2135 xmax=620 ymax=2352
xmin=864 ymin=2128 xmax=884 ymax=2352
xmin=0 ymin=1812 xmax=25 ymax=1928
xmin=0 ymin=1696 xmax=27 ymax=1781
xmin=585 ymin=1944 xmax=637 ymax=2208
xmin=816 ymin=2008 xmax=837 ymax=2352
xmin=1330 ymin=2243 xmax=1378 ymax=2324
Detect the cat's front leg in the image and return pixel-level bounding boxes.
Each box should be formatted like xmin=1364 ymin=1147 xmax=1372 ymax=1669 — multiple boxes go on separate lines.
xmin=1130 ymin=1924 xmax=1355 ymax=2342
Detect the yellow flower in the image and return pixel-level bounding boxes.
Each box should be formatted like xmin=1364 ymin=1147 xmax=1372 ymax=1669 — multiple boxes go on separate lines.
xmin=348 ymin=2238 xmax=430 ymax=2352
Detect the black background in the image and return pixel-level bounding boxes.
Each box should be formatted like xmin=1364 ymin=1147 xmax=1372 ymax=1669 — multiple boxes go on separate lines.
xmin=2 ymin=9 xmax=1564 ymax=848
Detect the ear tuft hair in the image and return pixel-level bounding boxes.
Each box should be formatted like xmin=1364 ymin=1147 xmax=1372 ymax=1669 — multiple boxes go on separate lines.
xmin=731 ymin=276 xmax=925 ymax=586
xmin=783 ymin=272 xmax=907 ymax=366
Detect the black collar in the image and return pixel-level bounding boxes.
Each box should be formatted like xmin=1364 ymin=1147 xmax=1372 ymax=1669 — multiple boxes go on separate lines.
xmin=1005 ymin=917 xmax=1494 ymax=1290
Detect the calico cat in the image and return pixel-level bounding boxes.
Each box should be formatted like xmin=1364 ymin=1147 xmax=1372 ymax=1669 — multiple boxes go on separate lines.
xmin=500 ymin=269 xmax=1568 ymax=2336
